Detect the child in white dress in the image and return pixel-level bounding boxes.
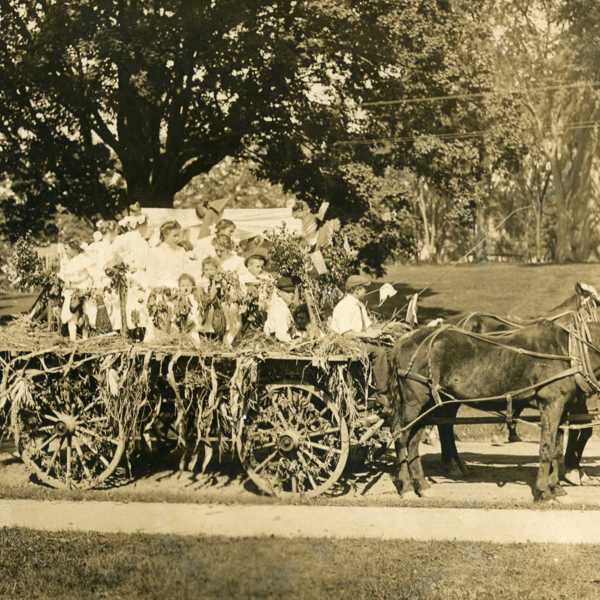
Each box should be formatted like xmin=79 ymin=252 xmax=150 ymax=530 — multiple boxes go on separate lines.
xmin=58 ymin=241 xmax=96 ymax=341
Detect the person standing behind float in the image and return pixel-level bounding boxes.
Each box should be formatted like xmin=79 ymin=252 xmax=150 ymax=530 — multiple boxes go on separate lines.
xmin=111 ymin=214 xmax=153 ymax=332
xmin=83 ymin=220 xmax=118 ymax=332
xmin=329 ymin=275 xmax=391 ymax=415
xmin=147 ymin=220 xmax=199 ymax=288
xmin=188 ymin=198 xmax=229 ymax=241
xmin=193 ymin=218 xmax=237 ymax=263
xmin=213 ymin=234 xmax=247 ymax=275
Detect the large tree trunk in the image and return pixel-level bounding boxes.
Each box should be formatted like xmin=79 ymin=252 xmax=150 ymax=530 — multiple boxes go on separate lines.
xmin=535 ymin=202 xmax=543 ymax=262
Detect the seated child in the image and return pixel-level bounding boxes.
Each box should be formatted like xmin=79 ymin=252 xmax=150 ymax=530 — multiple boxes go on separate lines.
xmin=58 ymin=240 xmax=97 ymax=341
xmin=196 ymin=256 xmax=221 ymax=335
xmin=214 ymin=234 xmax=246 ymax=273
xmin=175 ymin=273 xmax=202 ymax=348
xmin=243 ymin=248 xmax=272 ymax=283
xmin=293 ymin=303 xmax=323 ymax=339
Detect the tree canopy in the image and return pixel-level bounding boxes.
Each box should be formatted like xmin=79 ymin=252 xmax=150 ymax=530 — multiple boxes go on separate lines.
xmin=1 ymin=0 xmax=526 ymax=263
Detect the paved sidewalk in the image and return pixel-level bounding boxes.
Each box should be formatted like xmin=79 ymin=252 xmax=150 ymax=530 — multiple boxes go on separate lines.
xmin=2 ymin=499 xmax=600 ymax=544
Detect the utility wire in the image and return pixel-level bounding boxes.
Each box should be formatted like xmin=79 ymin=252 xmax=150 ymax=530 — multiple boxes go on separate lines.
xmin=335 ymin=121 xmax=600 ymax=147
xmin=361 ymin=81 xmax=600 ymax=108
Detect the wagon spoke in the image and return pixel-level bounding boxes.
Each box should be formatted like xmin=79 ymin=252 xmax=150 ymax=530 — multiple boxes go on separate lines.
xmin=65 ymin=438 xmax=72 ymax=488
xmin=46 ymin=444 xmax=61 ymax=473
xmin=34 ymin=432 xmax=60 ymax=455
xmin=73 ymin=438 xmax=92 ymax=481
xmin=299 ymin=448 xmax=328 ymax=473
xmin=78 ymin=399 xmax=104 ymax=417
xmin=253 ymin=450 xmax=278 ymax=475
xmin=306 ymin=427 xmax=340 ymax=438
xmin=306 ymin=441 xmax=341 ymax=454
xmin=77 ymin=426 xmax=120 ymax=446
xmin=275 ymin=407 xmax=290 ymax=429
xmin=80 ymin=440 xmax=111 ymax=468
xmin=297 ymin=452 xmax=318 ymax=489
xmin=37 ymin=424 xmax=57 ymax=433
xmin=252 ymin=441 xmax=276 ymax=452
xmin=86 ymin=416 xmax=109 ymax=424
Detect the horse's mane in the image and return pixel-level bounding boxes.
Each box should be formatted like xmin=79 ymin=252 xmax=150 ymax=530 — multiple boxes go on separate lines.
xmin=543 ymin=294 xmax=577 ymax=317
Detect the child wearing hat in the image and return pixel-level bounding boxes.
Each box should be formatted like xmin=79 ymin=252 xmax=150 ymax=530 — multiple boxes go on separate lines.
xmin=242 ymin=247 xmax=274 ymax=286
xmin=264 ymin=276 xmax=297 ymax=343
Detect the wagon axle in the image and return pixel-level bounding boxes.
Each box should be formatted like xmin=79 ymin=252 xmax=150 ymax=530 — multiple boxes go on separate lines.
xmin=277 ymin=430 xmax=302 ymax=452
xmin=54 ymin=415 xmax=77 ymax=435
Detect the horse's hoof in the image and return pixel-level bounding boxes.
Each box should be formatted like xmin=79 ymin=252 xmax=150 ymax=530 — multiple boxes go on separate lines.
xmin=447 ymin=460 xmax=469 ymax=479
xmin=552 ymin=485 xmax=568 ymax=497
xmin=534 ymin=490 xmax=556 ymax=503
xmin=416 ymin=478 xmax=432 ymax=492
xmin=507 ymin=435 xmax=523 ymax=444
xmin=458 ymin=462 xmax=470 ymax=477
xmin=563 ymin=469 xmax=582 ymax=486
xmin=401 ymin=490 xmax=419 ymax=500
xmin=416 ymin=486 xmax=431 ymax=498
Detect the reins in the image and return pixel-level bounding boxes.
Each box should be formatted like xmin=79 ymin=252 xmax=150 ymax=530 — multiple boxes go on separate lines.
xmin=393 ymin=303 xmax=600 ymax=435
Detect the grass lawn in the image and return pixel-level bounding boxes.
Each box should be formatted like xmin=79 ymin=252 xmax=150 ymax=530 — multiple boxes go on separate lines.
xmin=1 ymin=527 xmax=599 ymax=600
xmin=378 ymin=262 xmax=600 ymax=320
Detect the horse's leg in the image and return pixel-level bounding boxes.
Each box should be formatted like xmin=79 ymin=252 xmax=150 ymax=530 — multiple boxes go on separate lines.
xmin=438 ymin=407 xmax=468 ymax=477
xmin=534 ymin=397 xmax=564 ymax=502
xmin=408 ymin=426 xmax=431 ymax=496
xmin=549 ymin=426 xmax=567 ymax=497
xmin=392 ymin=434 xmax=413 ymax=496
xmin=507 ymin=406 xmax=523 ymax=443
xmin=438 ymin=423 xmax=454 ymax=467
xmin=564 ymin=393 xmax=593 ymax=485
xmin=390 ymin=381 xmax=418 ymax=497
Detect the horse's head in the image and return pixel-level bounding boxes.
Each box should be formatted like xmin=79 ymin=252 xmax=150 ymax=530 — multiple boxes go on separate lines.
xmin=574 ymin=282 xmax=600 ymax=321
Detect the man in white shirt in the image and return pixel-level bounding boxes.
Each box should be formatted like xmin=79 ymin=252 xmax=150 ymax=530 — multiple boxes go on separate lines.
xmin=329 ymin=275 xmax=391 ymax=414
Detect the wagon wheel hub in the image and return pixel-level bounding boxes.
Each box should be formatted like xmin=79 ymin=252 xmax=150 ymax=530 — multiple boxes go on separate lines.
xmin=54 ymin=415 xmax=78 ymax=435
xmin=277 ymin=430 xmax=302 ymax=452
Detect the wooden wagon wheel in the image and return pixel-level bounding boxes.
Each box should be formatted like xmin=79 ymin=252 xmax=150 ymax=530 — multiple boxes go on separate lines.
xmin=237 ymin=383 xmax=349 ymax=497
xmin=11 ymin=385 xmax=126 ymax=490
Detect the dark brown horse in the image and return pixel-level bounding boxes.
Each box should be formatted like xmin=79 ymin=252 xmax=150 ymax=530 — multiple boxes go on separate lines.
xmin=389 ymin=319 xmax=600 ymax=501
xmin=435 ymin=287 xmax=598 ymax=482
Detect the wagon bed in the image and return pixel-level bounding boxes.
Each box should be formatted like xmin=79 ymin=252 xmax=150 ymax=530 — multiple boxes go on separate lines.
xmin=0 ymin=319 xmax=376 ymax=498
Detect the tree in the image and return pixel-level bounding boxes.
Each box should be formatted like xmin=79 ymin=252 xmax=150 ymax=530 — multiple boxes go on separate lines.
xmin=0 ymin=0 xmax=526 ymax=267
xmin=0 ymin=0 xmax=392 ymax=212
xmin=332 ymin=0 xmax=525 ymax=263
xmin=493 ymin=0 xmax=600 ymax=262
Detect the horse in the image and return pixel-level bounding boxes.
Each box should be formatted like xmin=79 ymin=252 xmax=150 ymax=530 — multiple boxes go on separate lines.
xmin=389 ymin=318 xmax=600 ymax=502
xmin=433 ymin=285 xmax=598 ymax=482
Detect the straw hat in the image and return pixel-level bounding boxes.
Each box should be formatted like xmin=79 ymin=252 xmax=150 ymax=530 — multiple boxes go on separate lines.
xmin=344 ymin=274 xmax=371 ymax=292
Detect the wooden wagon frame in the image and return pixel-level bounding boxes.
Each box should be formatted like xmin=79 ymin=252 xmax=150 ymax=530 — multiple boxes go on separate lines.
xmin=0 ymin=338 xmax=391 ymax=497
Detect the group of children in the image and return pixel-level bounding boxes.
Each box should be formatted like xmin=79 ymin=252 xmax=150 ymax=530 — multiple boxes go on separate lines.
xmin=57 ymin=210 xmax=318 ymax=347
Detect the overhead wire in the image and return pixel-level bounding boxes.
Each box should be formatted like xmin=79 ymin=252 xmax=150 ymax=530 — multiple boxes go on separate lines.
xmin=361 ymin=81 xmax=600 ymax=108
xmin=334 ymin=121 xmax=600 ymax=147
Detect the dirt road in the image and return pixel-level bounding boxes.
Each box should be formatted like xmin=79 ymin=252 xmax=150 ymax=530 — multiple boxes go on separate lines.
xmin=2 ymin=438 xmax=600 ymax=508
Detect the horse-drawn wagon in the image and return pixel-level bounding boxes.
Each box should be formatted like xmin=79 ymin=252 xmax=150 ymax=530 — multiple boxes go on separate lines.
xmin=3 ymin=265 xmax=600 ymax=502
xmin=0 ymin=321 xmax=386 ymax=497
